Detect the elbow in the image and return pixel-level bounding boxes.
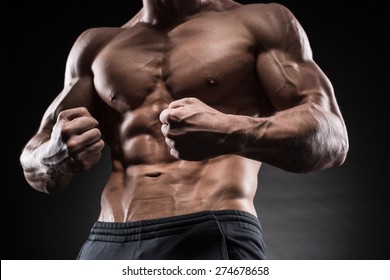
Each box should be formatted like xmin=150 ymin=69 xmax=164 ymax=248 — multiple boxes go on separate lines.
xmin=305 ymin=131 xmax=349 ymax=173
xmin=42 ymin=185 xmax=63 ymax=195
xmin=324 ymin=122 xmax=349 ymax=169
xmin=28 ymin=179 xmax=67 ymax=195
xmin=21 ymin=163 xmax=68 ymax=194
xmin=304 ymin=111 xmax=350 ymax=172
xmin=28 ymin=174 xmax=69 ymax=194
xmin=328 ymin=133 xmax=349 ymax=168
xmin=23 ymin=171 xmax=58 ymax=194
xmin=288 ymin=131 xmax=349 ymax=174
xmin=20 ymin=149 xmax=69 ymax=194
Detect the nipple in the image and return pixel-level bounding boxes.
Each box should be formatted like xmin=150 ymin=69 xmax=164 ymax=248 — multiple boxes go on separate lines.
xmin=109 ymin=92 xmax=117 ymax=102
xmin=205 ymin=76 xmax=218 ymax=87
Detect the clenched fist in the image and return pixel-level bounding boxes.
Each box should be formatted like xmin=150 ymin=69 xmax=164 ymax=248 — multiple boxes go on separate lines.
xmin=159 ymin=97 xmax=237 ymax=161
xmin=44 ymin=107 xmax=104 ymax=174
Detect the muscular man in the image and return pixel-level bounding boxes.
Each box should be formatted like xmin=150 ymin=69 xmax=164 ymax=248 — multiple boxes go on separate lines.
xmin=20 ymin=0 xmax=348 ymax=260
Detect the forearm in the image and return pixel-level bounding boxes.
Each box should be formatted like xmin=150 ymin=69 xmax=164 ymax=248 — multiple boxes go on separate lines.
xmin=20 ymin=134 xmax=73 ymax=193
xmin=228 ymin=104 xmax=348 ymax=173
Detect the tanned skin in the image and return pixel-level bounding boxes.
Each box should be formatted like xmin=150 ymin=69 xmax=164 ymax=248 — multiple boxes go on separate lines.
xmin=20 ymin=0 xmax=348 ymax=222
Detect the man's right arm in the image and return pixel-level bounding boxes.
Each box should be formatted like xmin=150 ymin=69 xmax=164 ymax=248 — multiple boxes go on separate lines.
xmin=20 ymin=29 xmax=107 ymax=193
xmin=20 ymin=101 xmax=104 ymax=194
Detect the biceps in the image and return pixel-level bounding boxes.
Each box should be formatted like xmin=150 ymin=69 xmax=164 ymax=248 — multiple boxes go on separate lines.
xmin=256 ymin=49 xmax=331 ymax=111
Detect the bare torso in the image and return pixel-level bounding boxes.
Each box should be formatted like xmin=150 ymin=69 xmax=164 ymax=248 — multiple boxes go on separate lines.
xmin=20 ymin=2 xmax=348 ymax=223
xmin=94 ymin=6 xmax=269 ymax=222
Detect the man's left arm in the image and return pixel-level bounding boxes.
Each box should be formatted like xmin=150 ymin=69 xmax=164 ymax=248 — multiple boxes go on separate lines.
xmin=242 ymin=4 xmax=349 ymax=172
xmin=160 ymin=4 xmax=348 ymax=172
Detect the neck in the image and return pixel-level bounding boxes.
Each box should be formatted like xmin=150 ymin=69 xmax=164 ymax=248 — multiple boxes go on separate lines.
xmin=142 ymin=0 xmax=219 ymax=25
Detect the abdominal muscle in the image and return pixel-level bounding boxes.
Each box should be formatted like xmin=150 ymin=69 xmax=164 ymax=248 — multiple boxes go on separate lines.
xmin=96 ymin=80 xmax=263 ymax=222
xmin=98 ymin=135 xmax=261 ymax=222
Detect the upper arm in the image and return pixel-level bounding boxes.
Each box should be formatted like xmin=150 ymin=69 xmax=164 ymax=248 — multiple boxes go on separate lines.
xmin=245 ymin=4 xmax=340 ymax=114
xmin=38 ymin=28 xmax=106 ymax=134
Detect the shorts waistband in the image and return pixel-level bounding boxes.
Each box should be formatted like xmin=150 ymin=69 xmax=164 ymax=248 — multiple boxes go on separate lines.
xmin=88 ymin=210 xmax=261 ymax=243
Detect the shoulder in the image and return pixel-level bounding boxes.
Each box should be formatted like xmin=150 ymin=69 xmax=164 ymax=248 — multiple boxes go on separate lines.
xmin=233 ymin=3 xmax=306 ymax=51
xmin=71 ymin=27 xmax=123 ymax=57
xmin=65 ymin=27 xmax=123 ymax=78
xmin=234 ymin=3 xmax=296 ymax=31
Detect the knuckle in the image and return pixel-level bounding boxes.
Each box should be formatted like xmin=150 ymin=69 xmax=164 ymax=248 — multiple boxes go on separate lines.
xmin=93 ymin=118 xmax=99 ymax=126
xmin=165 ymin=111 xmax=175 ymax=121
xmin=61 ymin=125 xmax=72 ymax=137
xmin=91 ymin=128 xmax=102 ymax=138
xmin=97 ymin=139 xmax=105 ymax=150
xmin=164 ymin=137 xmax=174 ymax=147
xmin=91 ymin=140 xmax=104 ymax=152
xmin=79 ymin=107 xmax=89 ymax=115
xmin=187 ymin=97 xmax=197 ymax=102
xmin=185 ymin=97 xmax=198 ymax=104
xmin=170 ymin=148 xmax=180 ymax=159
xmin=88 ymin=116 xmax=98 ymax=126
xmin=160 ymin=124 xmax=168 ymax=135
xmin=67 ymin=138 xmax=80 ymax=151
xmin=166 ymin=130 xmax=176 ymax=139
xmin=166 ymin=110 xmax=180 ymax=122
xmin=57 ymin=111 xmax=67 ymax=120
xmin=60 ymin=124 xmax=72 ymax=137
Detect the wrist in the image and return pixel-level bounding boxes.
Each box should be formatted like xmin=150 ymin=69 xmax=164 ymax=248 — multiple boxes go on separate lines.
xmin=41 ymin=137 xmax=69 ymax=166
xmin=220 ymin=114 xmax=252 ymax=155
xmin=225 ymin=114 xmax=267 ymax=157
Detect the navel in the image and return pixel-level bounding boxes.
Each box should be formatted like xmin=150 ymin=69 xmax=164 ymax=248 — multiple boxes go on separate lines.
xmin=145 ymin=172 xmax=163 ymax=178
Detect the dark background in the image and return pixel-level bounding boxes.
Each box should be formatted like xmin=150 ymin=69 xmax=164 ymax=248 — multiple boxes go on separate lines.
xmin=4 ymin=1 xmax=389 ymax=259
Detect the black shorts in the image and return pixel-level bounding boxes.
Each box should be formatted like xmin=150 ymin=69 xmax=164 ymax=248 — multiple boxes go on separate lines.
xmin=77 ymin=209 xmax=266 ymax=260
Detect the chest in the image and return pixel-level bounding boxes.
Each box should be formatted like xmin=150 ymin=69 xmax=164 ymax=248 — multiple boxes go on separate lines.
xmin=92 ymin=15 xmax=256 ymax=110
